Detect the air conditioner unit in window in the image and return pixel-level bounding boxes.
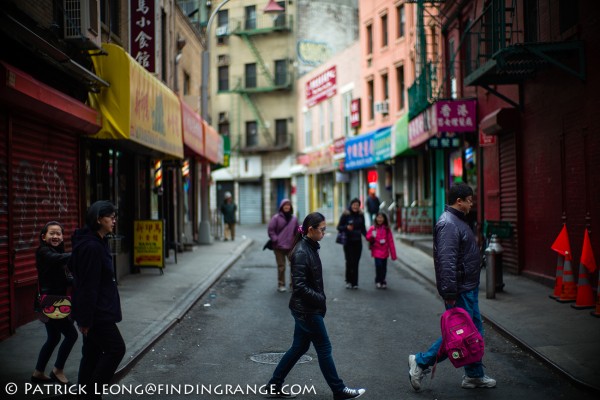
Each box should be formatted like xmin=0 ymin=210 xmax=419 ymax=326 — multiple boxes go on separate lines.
xmin=63 ymin=0 xmax=102 ymax=50
xmin=375 ymin=100 xmax=389 ymax=115
xmin=216 ymin=25 xmax=229 ymax=36
xmin=217 ymin=54 xmax=230 ymax=66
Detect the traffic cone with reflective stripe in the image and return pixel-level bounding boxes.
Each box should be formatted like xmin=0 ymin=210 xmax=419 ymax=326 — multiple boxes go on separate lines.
xmin=557 ymin=255 xmax=577 ymax=303
xmin=550 ymin=225 xmax=571 ymax=300
xmin=572 ymin=229 xmax=596 ymax=309
xmin=549 ymin=255 xmax=564 ymax=300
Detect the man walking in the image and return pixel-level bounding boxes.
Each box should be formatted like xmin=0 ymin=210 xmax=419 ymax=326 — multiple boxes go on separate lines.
xmin=366 ymin=189 xmax=380 ymax=225
xmin=408 ymin=183 xmax=496 ymax=391
xmin=220 ymin=192 xmax=237 ymax=241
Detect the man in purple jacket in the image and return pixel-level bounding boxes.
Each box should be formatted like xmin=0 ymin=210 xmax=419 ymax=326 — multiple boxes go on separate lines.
xmin=268 ymin=199 xmax=299 ymax=292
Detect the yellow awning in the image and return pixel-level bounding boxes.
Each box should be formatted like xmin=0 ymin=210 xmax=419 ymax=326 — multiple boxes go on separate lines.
xmin=88 ymin=43 xmax=183 ymax=159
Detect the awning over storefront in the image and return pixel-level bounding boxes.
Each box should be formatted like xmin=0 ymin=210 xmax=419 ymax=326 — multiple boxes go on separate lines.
xmin=88 ymin=43 xmax=183 ymax=158
xmin=203 ymin=121 xmax=223 ymax=164
xmin=344 ymin=131 xmax=375 ymax=171
xmin=373 ymin=126 xmax=392 ymax=163
xmin=391 ymin=114 xmax=416 ymax=157
xmin=181 ymin=100 xmax=204 ymax=158
xmin=211 ymin=167 xmax=234 ymax=181
xmin=270 ymin=155 xmax=293 ymax=179
xmin=0 ymin=62 xmax=100 ymax=134
xmin=290 ymin=164 xmax=308 ymax=176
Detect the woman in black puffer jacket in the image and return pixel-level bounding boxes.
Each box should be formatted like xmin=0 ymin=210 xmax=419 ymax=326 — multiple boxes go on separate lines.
xmin=266 ymin=212 xmax=366 ymax=400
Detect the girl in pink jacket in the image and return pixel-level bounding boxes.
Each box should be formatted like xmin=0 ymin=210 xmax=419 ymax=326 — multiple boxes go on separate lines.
xmin=366 ymin=212 xmax=397 ymax=289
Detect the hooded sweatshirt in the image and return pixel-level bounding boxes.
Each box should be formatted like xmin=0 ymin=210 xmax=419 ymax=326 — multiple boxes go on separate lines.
xmin=70 ymin=227 xmax=122 ymax=327
xmin=268 ymin=199 xmax=299 ymax=251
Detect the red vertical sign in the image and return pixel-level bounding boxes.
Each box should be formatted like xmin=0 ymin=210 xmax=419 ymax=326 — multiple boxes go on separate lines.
xmin=130 ymin=0 xmax=156 ymax=72
xmin=350 ymin=98 xmax=361 ymax=128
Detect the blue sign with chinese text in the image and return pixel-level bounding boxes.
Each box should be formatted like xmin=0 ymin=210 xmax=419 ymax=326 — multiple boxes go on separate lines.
xmin=344 ymin=131 xmax=376 ymax=171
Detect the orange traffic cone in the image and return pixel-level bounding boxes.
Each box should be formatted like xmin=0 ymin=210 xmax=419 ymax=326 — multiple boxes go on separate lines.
xmin=557 ymin=255 xmax=577 ymax=303
xmin=571 ymin=229 xmax=597 ymax=309
xmin=550 ymin=225 xmax=572 ymax=300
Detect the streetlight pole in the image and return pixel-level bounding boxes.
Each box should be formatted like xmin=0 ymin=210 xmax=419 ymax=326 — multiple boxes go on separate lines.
xmin=198 ymin=0 xmax=230 ymax=244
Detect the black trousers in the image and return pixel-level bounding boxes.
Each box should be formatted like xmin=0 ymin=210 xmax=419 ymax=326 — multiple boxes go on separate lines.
xmin=35 ymin=317 xmax=78 ymax=372
xmin=343 ymin=242 xmax=362 ymax=286
xmin=78 ymin=322 xmax=125 ymax=398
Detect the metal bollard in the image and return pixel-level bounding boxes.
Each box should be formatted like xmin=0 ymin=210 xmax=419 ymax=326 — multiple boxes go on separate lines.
xmin=485 ymin=235 xmax=503 ymax=299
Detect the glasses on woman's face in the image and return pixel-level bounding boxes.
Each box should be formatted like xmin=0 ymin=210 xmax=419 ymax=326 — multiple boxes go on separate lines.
xmin=317 ymin=227 xmax=326 ymax=233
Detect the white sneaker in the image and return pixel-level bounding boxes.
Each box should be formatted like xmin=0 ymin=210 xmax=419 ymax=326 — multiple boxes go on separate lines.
xmin=346 ymin=283 xmax=352 ymax=289
xmin=333 ymin=387 xmax=365 ymax=399
xmin=376 ymin=283 xmax=382 ymax=289
xmin=408 ymin=354 xmax=430 ymax=391
xmin=277 ymin=286 xmax=287 ymax=292
xmin=461 ymin=375 xmax=497 ymax=389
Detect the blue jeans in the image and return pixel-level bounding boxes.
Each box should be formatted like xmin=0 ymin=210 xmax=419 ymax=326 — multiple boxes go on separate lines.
xmin=269 ymin=311 xmax=345 ymax=393
xmin=415 ymin=287 xmax=485 ymax=378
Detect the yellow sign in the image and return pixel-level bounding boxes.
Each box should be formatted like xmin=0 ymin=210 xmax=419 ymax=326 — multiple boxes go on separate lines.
xmin=133 ymin=220 xmax=164 ymax=268
xmin=89 ymin=43 xmax=184 ymax=159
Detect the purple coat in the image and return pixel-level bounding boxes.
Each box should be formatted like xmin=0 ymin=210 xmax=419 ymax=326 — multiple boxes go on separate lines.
xmin=268 ymin=199 xmax=299 ymax=251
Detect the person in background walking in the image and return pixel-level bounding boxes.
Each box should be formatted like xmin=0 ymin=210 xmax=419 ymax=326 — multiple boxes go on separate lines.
xmin=268 ymin=199 xmax=299 ymax=292
xmin=408 ymin=183 xmax=496 ymax=391
xmin=366 ymin=212 xmax=397 ymax=289
xmin=32 ymin=221 xmax=78 ymax=385
xmin=366 ymin=189 xmax=380 ymax=225
xmin=337 ymin=198 xmax=367 ymax=289
xmin=266 ymin=212 xmax=366 ymax=399
xmin=220 ymin=191 xmax=237 ymax=241
xmin=70 ymin=201 xmax=125 ymax=398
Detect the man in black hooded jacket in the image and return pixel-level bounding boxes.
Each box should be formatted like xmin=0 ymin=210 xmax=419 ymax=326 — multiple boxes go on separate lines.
xmin=70 ymin=200 xmax=125 ymax=397
xmin=408 ymin=183 xmax=496 ymax=391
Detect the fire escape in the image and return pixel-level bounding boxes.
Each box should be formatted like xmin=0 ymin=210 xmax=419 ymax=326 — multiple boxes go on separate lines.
xmin=228 ymin=12 xmax=294 ymax=152
xmin=463 ymin=0 xmax=585 ymax=109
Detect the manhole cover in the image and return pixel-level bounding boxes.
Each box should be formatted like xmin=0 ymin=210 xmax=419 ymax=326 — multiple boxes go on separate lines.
xmin=250 ymin=352 xmax=312 ymax=365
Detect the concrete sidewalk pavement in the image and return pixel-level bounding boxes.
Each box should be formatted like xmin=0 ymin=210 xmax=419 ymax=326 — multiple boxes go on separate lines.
xmin=395 ymin=233 xmax=600 ymax=394
xmin=0 ymin=228 xmax=254 ymax=399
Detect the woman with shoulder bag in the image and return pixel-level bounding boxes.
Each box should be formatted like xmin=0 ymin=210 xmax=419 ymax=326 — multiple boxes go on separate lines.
xmin=336 ymin=198 xmax=367 ymax=289
xmin=32 ymin=221 xmax=77 ymax=385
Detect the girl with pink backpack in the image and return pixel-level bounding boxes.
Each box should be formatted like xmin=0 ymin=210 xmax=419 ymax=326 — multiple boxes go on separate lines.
xmin=366 ymin=212 xmax=397 ymax=289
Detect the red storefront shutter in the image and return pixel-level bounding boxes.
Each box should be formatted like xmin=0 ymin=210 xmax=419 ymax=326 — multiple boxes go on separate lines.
xmin=499 ymin=132 xmax=520 ymax=274
xmin=0 ymin=111 xmax=9 ymax=340
xmin=9 ymin=117 xmax=80 ymax=329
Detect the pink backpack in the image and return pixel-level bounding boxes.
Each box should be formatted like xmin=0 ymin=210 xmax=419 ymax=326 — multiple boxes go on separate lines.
xmin=438 ymin=307 xmax=485 ymax=368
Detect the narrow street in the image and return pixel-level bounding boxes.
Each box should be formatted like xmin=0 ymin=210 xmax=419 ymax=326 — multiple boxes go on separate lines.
xmin=109 ymin=225 xmax=595 ymax=400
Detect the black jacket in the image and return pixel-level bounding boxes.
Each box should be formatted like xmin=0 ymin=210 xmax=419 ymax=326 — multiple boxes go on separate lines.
xmin=36 ymin=241 xmax=71 ymax=295
xmin=433 ymin=206 xmax=481 ymax=300
xmin=289 ymin=237 xmax=326 ymax=316
xmin=337 ymin=209 xmax=367 ymax=243
xmin=70 ymin=227 xmax=122 ymax=327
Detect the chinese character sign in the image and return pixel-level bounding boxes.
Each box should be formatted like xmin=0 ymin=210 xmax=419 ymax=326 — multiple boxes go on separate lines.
xmin=133 ymin=220 xmax=164 ymax=268
xmin=306 ymin=66 xmax=337 ymax=108
xmin=344 ymin=131 xmax=375 ymax=171
xmin=130 ymin=0 xmax=156 ymax=73
xmin=350 ymin=98 xmax=361 ymax=128
xmin=434 ymin=99 xmax=476 ymax=132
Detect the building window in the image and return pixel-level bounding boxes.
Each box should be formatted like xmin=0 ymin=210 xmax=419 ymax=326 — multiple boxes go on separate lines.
xmin=396 ymin=65 xmax=405 ymax=111
xmin=366 ymin=24 xmax=373 ymax=55
xmin=449 ymin=38 xmax=457 ymax=99
xmin=382 ymin=73 xmax=389 ymax=103
xmin=245 ymin=5 xmax=256 ymax=30
xmin=342 ymin=91 xmax=352 ymax=137
xmin=274 ymin=59 xmax=287 ymax=86
xmin=319 ymin=104 xmax=325 ymax=142
xmin=559 ymin=0 xmax=577 ymax=34
xmin=246 ymin=121 xmax=258 ymax=147
xmin=100 ymin=0 xmax=120 ymax=37
xmin=245 ymin=63 xmax=257 ymax=88
xmin=218 ymin=66 xmax=229 ymax=91
xmin=183 ymin=71 xmax=190 ymax=95
xmin=397 ymin=4 xmax=405 ymax=38
xmin=367 ymin=80 xmax=374 ymax=120
xmin=275 ymin=119 xmax=287 ymax=146
xmin=381 ymin=14 xmax=388 ymax=47
xmin=304 ymin=111 xmax=312 ymax=148
xmin=524 ymin=0 xmax=538 ymax=42
xmin=218 ymin=120 xmax=230 ymax=137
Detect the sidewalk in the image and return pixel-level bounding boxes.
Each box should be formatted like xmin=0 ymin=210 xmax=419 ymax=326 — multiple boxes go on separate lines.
xmin=396 ymin=233 xmax=600 ymax=394
xmin=0 ymin=229 xmax=254 ymax=399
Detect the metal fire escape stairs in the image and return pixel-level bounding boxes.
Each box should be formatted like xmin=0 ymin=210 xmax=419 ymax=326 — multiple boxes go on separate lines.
xmin=462 ymin=0 xmax=585 ymax=111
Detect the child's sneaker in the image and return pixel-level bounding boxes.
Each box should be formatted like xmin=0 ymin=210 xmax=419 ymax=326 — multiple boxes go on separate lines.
xmin=461 ymin=375 xmax=496 ymax=389
xmin=408 ymin=354 xmax=430 ymax=391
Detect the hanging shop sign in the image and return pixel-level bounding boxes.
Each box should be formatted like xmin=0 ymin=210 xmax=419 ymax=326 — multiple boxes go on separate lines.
xmin=391 ymin=114 xmax=416 ymax=157
xmin=350 ymin=98 xmax=361 ymax=127
xmin=344 ymin=131 xmax=375 ymax=171
xmin=133 ymin=220 xmax=164 ymax=269
xmin=89 ymin=43 xmax=183 ymax=158
xmin=408 ymin=105 xmax=436 ymax=147
xmin=203 ymin=120 xmax=224 ymax=164
xmin=306 ymin=66 xmax=337 ymax=108
xmin=130 ymin=0 xmax=157 ymax=73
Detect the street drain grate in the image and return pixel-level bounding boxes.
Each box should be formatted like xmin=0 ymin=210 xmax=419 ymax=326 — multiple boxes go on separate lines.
xmin=250 ymin=352 xmax=312 ymax=365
